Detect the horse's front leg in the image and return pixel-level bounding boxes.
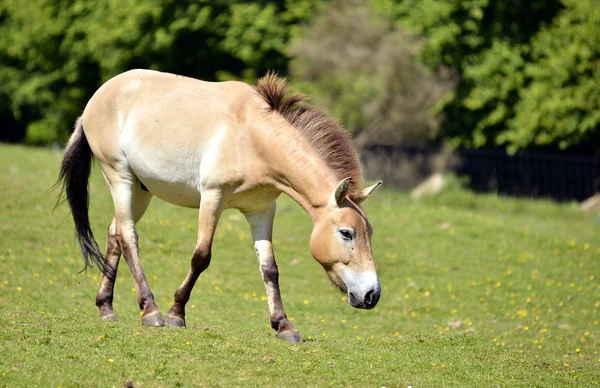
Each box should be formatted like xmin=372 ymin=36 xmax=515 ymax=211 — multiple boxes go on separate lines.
xmin=165 ymin=190 xmax=223 ymax=327
xmin=245 ymin=203 xmax=301 ymax=343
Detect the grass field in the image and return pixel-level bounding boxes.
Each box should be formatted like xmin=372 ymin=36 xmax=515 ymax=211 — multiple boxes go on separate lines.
xmin=1 ymin=144 xmax=599 ymax=387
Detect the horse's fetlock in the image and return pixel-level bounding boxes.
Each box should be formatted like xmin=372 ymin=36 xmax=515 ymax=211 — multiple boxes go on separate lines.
xmin=270 ymin=318 xmax=281 ymax=331
xmin=270 ymin=313 xmax=287 ymax=331
xmin=168 ymin=304 xmax=185 ymax=318
xmin=173 ymin=289 xmax=189 ymax=304
xmin=138 ymin=292 xmax=155 ymax=310
xmin=96 ymin=291 xmax=113 ymax=307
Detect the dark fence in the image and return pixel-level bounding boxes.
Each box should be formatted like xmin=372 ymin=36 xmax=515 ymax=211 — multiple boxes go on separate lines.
xmin=360 ymin=144 xmax=600 ymax=202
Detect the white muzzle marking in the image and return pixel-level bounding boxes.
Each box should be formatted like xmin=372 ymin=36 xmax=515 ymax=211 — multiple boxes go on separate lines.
xmin=342 ymin=268 xmax=381 ymax=309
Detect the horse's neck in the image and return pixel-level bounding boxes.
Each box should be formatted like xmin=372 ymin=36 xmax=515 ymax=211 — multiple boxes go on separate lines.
xmin=258 ymin=123 xmax=337 ymax=220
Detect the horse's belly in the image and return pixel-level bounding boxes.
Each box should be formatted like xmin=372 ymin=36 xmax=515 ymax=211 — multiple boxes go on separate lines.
xmin=140 ymin=177 xmax=201 ymax=208
xmin=126 ymin=149 xmax=203 ymax=208
xmin=226 ymin=188 xmax=281 ymax=212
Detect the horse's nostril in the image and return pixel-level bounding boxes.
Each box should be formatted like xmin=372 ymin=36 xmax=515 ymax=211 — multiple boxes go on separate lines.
xmin=365 ymin=289 xmax=374 ymax=305
xmin=348 ymin=292 xmax=358 ymax=306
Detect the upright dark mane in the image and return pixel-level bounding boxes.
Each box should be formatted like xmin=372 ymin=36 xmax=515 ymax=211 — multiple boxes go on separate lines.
xmin=256 ymin=72 xmax=363 ymax=199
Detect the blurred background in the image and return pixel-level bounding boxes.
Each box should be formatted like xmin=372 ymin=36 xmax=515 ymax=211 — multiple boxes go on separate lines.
xmin=1 ymin=0 xmax=599 ymax=201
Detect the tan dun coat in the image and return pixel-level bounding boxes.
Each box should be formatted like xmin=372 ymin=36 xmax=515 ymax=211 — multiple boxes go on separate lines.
xmin=57 ymin=69 xmax=381 ymax=342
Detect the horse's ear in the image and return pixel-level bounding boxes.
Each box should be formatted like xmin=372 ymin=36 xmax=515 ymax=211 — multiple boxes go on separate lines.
xmin=329 ymin=177 xmax=352 ymax=207
xmin=355 ymin=181 xmax=382 ymax=203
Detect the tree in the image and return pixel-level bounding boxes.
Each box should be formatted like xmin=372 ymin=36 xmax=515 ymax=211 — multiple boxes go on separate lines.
xmin=290 ymin=0 xmax=456 ymax=146
xmin=0 ymin=0 xmax=322 ymax=145
xmin=376 ymin=0 xmax=599 ymax=153
xmin=505 ymin=0 xmax=600 ymax=151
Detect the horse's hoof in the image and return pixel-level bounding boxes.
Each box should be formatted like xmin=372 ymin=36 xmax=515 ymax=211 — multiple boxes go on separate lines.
xmin=100 ymin=314 xmax=118 ymax=322
xmin=141 ymin=311 xmax=164 ymax=327
xmin=277 ymin=330 xmax=302 ymax=343
xmin=165 ymin=314 xmax=186 ymax=328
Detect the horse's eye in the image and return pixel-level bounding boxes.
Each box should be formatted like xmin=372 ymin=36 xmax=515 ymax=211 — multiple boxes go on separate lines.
xmin=339 ymin=228 xmax=354 ymax=241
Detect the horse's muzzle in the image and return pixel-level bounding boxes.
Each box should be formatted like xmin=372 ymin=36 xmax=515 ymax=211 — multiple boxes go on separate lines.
xmin=348 ymin=286 xmax=381 ymax=309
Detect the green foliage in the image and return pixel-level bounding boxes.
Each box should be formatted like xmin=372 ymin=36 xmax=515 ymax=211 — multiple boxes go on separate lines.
xmin=0 ymin=0 xmax=321 ymax=145
xmin=290 ymin=0 xmax=456 ymax=145
xmin=1 ymin=0 xmax=598 ymax=151
xmin=377 ymin=0 xmax=561 ymax=68
xmin=504 ymin=0 xmax=600 ymax=151
xmin=290 ymin=1 xmax=388 ymax=132
xmin=222 ymin=4 xmax=286 ymax=77
xmin=458 ymin=40 xmax=527 ymax=148
xmin=290 ymin=0 xmax=599 ymax=151
xmin=1 ymin=144 xmax=600 ymax=385
xmin=376 ymin=0 xmax=599 ymax=152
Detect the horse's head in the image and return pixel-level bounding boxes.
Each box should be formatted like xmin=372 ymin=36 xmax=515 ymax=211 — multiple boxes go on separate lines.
xmin=310 ymin=178 xmax=382 ymax=309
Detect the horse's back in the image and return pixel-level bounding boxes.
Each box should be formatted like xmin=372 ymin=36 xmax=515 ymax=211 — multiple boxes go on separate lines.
xmin=82 ymin=69 xmax=269 ymax=208
xmin=84 ymin=69 xmax=258 ymax=142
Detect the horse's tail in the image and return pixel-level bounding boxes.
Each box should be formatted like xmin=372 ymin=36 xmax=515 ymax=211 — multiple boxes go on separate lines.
xmin=56 ymin=117 xmax=113 ymax=279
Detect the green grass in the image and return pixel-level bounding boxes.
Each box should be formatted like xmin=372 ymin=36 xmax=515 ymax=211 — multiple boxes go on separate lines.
xmin=1 ymin=144 xmax=599 ymax=387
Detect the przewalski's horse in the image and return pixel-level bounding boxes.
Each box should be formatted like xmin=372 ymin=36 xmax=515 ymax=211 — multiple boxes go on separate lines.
xmin=57 ymin=69 xmax=381 ymax=342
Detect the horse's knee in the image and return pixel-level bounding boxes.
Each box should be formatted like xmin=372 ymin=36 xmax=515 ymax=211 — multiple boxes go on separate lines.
xmin=191 ymin=246 xmax=211 ymax=272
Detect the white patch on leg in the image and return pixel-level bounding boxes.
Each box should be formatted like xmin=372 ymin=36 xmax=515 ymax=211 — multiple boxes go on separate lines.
xmin=255 ymin=240 xmax=277 ymax=315
xmin=254 ymin=240 xmax=272 ymax=263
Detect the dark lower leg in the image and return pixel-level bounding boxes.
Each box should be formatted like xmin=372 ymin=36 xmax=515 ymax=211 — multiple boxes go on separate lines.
xmin=166 ymin=194 xmax=221 ymax=327
xmin=95 ymin=224 xmax=121 ymax=320
xmin=118 ymin=231 xmax=162 ymax=326
xmin=166 ymin=248 xmax=211 ymax=326
xmin=260 ymin=260 xmax=300 ymax=342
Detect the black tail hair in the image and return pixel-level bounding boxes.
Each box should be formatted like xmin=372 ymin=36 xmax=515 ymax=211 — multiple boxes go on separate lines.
xmin=55 ymin=117 xmax=114 ymax=280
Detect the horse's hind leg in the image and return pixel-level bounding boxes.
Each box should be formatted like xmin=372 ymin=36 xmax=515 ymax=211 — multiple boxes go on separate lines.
xmin=95 ymin=189 xmax=152 ymax=321
xmin=104 ymin=168 xmax=162 ymax=326
xmin=95 ymin=217 xmax=121 ymax=321
xmin=245 ymin=203 xmax=301 ymax=343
